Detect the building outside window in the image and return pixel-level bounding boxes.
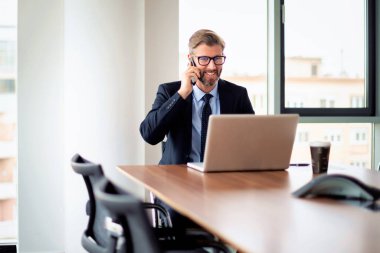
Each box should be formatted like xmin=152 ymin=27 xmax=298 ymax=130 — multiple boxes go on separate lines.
xmin=283 ymin=0 xmax=372 ymax=113
xmin=311 ymin=64 xmax=318 ymax=77
xmin=282 ymin=0 xmax=373 ymax=168
xmin=297 ymin=131 xmax=309 ymax=143
xmin=350 ymin=160 xmax=367 ymax=168
xmin=324 ymin=129 xmax=342 ymax=144
xmin=350 ymin=95 xmax=365 ymax=108
xmin=350 ymin=128 xmax=368 ymax=145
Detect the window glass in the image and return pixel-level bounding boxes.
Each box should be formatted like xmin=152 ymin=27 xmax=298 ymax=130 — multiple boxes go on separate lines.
xmin=180 ymin=0 xmax=373 ymax=170
xmin=179 ymin=0 xmax=268 ymax=114
xmin=0 ymin=0 xmax=17 ymax=243
xmin=283 ymin=0 xmax=373 ymax=169
xmin=292 ymin=123 xmax=372 ymax=169
xmin=284 ymin=0 xmax=368 ymax=110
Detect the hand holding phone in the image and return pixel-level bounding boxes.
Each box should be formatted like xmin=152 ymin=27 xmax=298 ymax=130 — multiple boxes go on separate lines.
xmin=178 ymin=57 xmax=198 ymax=99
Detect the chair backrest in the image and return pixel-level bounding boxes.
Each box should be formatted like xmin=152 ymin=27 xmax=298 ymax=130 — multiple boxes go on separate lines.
xmin=71 ymin=154 xmax=111 ymax=252
xmin=94 ymin=178 xmax=162 ymax=253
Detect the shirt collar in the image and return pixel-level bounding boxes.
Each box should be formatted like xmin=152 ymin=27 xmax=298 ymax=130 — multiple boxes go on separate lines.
xmin=193 ymin=81 xmax=219 ymax=102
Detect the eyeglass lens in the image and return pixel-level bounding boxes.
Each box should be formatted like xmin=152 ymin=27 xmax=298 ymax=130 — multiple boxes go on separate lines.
xmin=197 ymin=56 xmax=225 ymax=66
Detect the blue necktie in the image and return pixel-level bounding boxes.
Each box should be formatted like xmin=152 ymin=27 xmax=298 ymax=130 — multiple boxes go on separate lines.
xmin=201 ymin=94 xmax=213 ymax=162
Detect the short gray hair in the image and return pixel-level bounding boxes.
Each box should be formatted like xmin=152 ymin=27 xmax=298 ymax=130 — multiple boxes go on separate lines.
xmin=188 ymin=29 xmax=225 ymax=54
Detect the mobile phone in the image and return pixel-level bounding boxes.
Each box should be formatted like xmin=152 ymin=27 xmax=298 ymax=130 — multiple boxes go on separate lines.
xmin=190 ymin=58 xmax=196 ymax=85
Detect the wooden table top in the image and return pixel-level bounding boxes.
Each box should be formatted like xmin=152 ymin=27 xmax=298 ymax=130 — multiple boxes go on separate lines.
xmin=116 ymin=164 xmax=380 ymax=253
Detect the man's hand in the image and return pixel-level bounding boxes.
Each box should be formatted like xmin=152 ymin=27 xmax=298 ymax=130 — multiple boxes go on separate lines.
xmin=178 ymin=62 xmax=200 ymax=99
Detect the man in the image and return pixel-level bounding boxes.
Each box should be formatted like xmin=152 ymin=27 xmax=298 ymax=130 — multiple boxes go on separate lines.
xmin=140 ymin=29 xmax=254 ymax=231
xmin=140 ymin=29 xmax=254 ymax=165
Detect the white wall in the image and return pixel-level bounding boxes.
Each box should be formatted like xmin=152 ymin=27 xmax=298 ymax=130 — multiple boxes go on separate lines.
xmin=18 ymin=0 xmax=65 ymax=252
xmin=144 ymin=0 xmax=179 ymax=164
xmin=18 ymin=0 xmax=178 ymax=252
xmin=64 ymin=0 xmax=146 ymax=252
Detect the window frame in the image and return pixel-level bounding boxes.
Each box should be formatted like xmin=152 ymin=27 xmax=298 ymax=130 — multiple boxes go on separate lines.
xmin=280 ymin=0 xmax=376 ymax=116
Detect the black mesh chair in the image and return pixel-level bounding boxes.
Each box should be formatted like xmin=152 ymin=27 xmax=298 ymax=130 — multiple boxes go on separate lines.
xmin=94 ymin=177 xmax=232 ymax=253
xmin=71 ymin=154 xmax=111 ymax=253
xmin=71 ymin=154 xmax=174 ymax=253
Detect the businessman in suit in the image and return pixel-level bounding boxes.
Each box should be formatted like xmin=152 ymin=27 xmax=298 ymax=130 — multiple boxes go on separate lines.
xmin=140 ymin=29 xmax=254 ymax=164
xmin=140 ymin=29 xmax=254 ymax=230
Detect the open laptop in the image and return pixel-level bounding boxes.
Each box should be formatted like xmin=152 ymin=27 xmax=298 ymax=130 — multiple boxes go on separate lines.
xmin=187 ymin=114 xmax=299 ymax=172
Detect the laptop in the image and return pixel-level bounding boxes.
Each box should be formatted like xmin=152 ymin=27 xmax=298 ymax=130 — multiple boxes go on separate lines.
xmin=187 ymin=114 xmax=299 ymax=172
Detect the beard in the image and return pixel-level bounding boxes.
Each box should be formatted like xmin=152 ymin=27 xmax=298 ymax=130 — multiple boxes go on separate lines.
xmin=200 ymin=69 xmax=222 ymax=87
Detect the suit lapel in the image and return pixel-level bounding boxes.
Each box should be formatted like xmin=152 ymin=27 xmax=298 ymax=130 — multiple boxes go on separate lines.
xmin=184 ymin=94 xmax=193 ymax=155
xmin=218 ymin=79 xmax=231 ymax=114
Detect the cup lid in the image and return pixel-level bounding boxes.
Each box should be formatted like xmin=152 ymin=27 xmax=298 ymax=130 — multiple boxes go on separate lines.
xmin=309 ymin=141 xmax=331 ymax=147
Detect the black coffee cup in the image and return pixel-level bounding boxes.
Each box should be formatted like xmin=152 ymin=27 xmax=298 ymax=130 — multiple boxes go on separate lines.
xmin=310 ymin=141 xmax=331 ymax=174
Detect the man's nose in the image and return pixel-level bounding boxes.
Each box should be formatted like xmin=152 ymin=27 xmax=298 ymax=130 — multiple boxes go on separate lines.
xmin=206 ymin=59 xmax=216 ymax=69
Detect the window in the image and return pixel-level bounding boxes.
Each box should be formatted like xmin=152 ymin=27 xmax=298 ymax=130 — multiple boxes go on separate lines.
xmin=281 ymin=0 xmax=375 ymax=169
xmin=324 ymin=129 xmax=342 ymax=144
xmin=179 ymin=0 xmax=373 ymax=170
xmin=0 ymin=0 xmax=17 ymax=243
xmin=251 ymin=94 xmax=266 ymax=112
xmin=350 ymin=160 xmax=368 ymax=169
xmin=350 ymin=128 xmax=368 ymax=145
xmin=297 ymin=131 xmax=309 ymax=143
xmin=179 ymin=0 xmax=268 ymax=114
xmin=0 ymin=40 xmax=16 ymax=70
xmin=180 ymin=0 xmax=377 ymax=170
xmin=0 ymin=79 xmax=15 ymax=93
xmin=350 ymin=95 xmax=365 ymax=108
xmin=287 ymin=99 xmax=304 ymax=108
xmin=311 ymin=64 xmax=318 ymax=77
xmin=292 ymin=123 xmax=371 ymax=167
xmin=281 ymin=0 xmax=375 ymax=116
xmin=319 ymin=99 xmax=335 ymax=108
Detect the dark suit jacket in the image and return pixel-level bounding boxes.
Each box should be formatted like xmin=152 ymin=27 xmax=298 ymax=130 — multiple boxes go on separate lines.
xmin=140 ymin=79 xmax=255 ymax=164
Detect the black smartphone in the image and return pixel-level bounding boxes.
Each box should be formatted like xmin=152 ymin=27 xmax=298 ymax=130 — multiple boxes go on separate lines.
xmin=190 ymin=58 xmax=196 ymax=85
xmin=190 ymin=58 xmax=196 ymax=66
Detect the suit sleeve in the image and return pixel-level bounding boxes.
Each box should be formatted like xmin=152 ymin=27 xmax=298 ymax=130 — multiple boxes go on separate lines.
xmin=140 ymin=84 xmax=187 ymax=145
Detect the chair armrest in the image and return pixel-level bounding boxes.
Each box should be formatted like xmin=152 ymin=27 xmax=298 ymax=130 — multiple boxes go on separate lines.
xmin=81 ymin=233 xmax=108 ymax=253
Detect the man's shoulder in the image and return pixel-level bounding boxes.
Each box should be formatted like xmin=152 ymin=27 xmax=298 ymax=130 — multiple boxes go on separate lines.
xmin=158 ymin=81 xmax=181 ymax=92
xmin=219 ymin=79 xmax=247 ymax=92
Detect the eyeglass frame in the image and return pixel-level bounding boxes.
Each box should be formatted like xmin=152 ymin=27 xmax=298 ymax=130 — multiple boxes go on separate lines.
xmin=192 ymin=55 xmax=227 ymax=66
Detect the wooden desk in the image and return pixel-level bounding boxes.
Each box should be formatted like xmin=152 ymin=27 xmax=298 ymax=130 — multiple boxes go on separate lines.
xmin=115 ymin=165 xmax=380 ymax=253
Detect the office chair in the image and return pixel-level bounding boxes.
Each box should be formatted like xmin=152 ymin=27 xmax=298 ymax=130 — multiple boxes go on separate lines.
xmin=71 ymin=154 xmax=174 ymax=253
xmin=71 ymin=154 xmax=111 ymax=253
xmin=94 ymin=177 xmax=232 ymax=253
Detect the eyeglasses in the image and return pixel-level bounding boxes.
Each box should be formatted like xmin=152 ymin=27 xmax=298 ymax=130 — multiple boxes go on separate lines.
xmin=193 ymin=55 xmax=226 ymax=66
